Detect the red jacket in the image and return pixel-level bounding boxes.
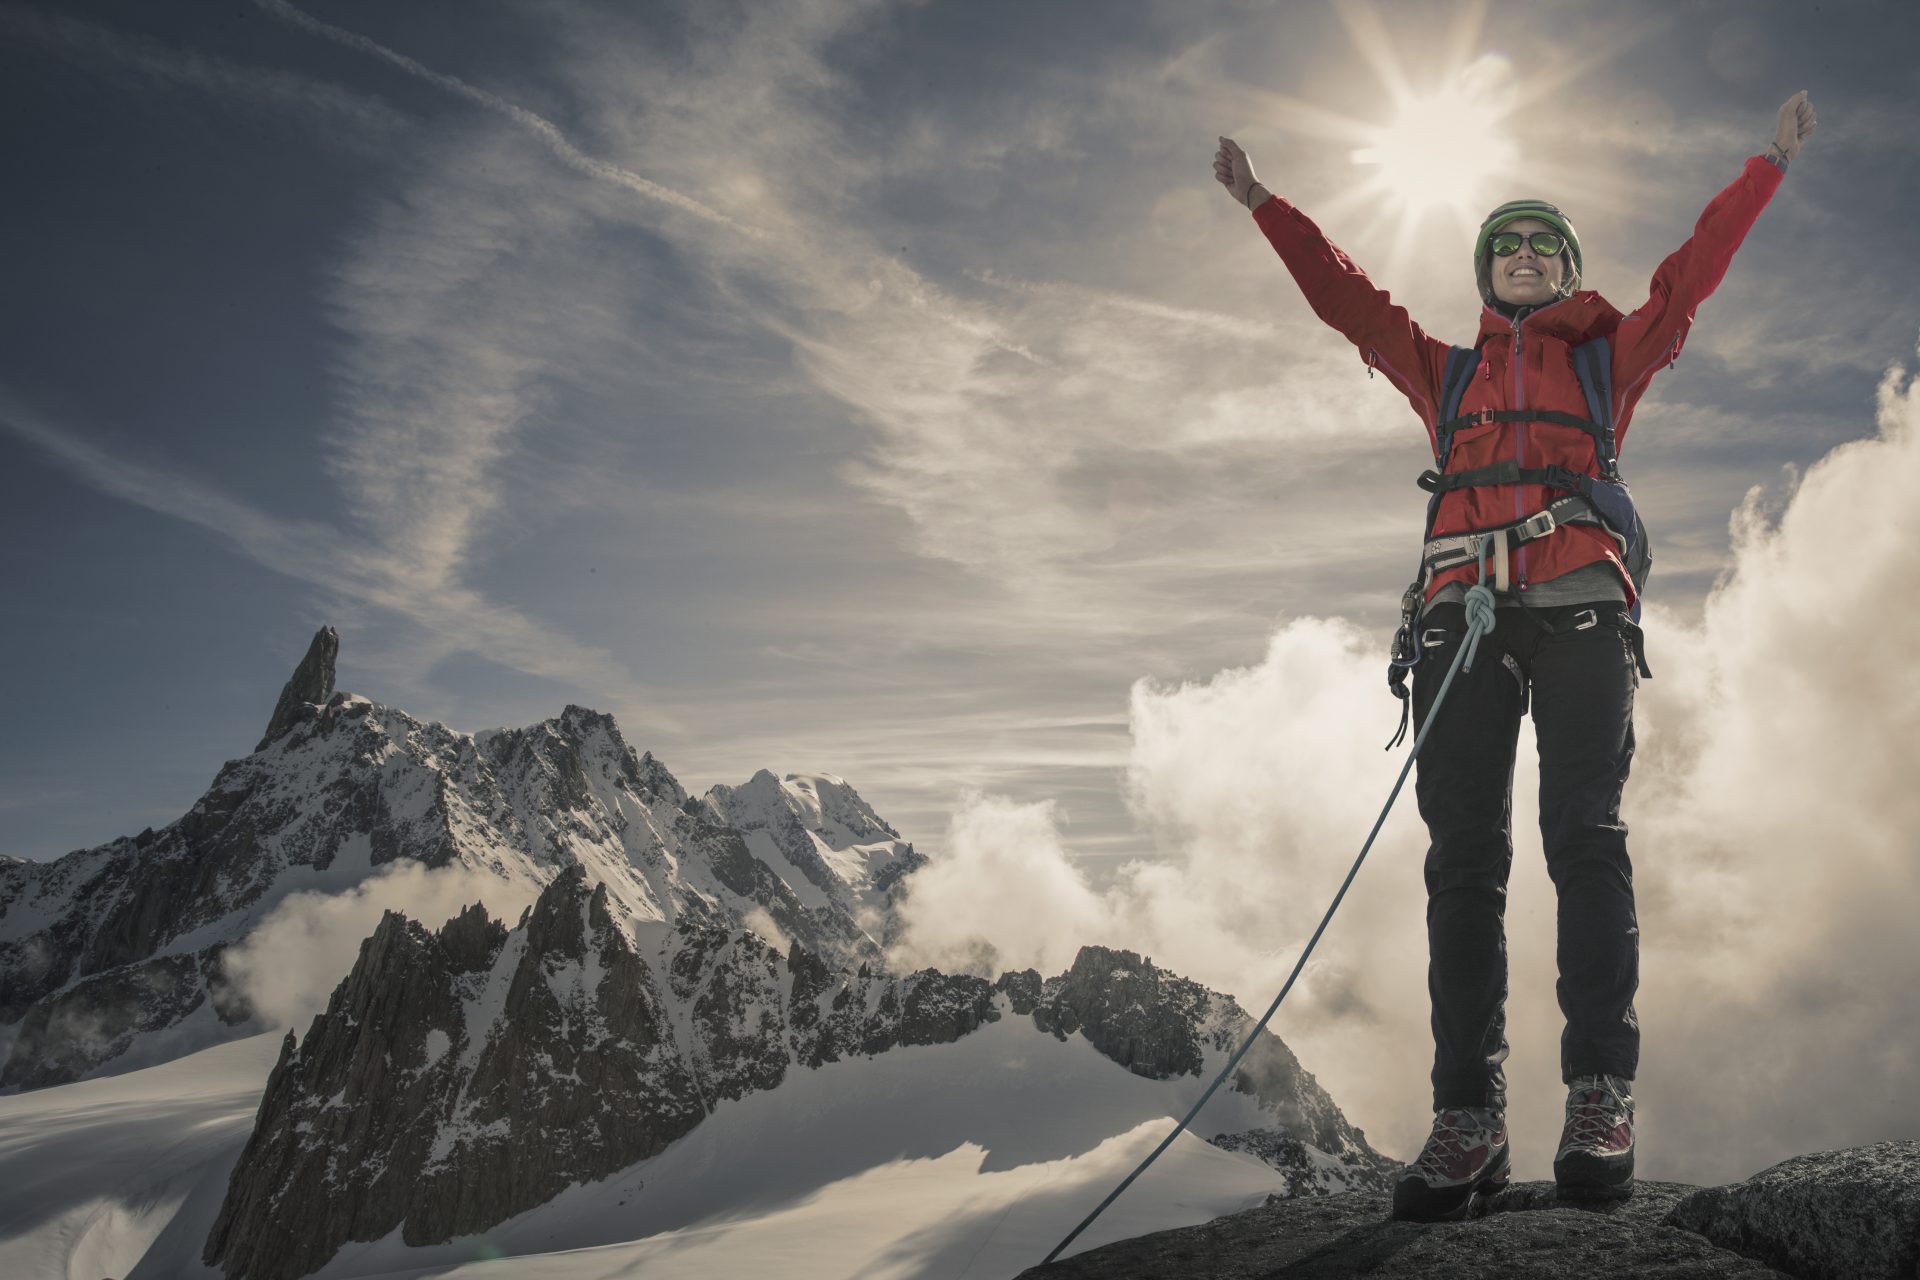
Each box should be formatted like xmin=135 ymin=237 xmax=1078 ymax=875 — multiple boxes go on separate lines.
xmin=1252 ymin=155 xmax=1784 ymax=610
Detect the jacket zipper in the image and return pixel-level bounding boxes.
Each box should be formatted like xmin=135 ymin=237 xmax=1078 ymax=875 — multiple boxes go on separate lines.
xmin=1511 ymin=314 xmax=1527 ymax=589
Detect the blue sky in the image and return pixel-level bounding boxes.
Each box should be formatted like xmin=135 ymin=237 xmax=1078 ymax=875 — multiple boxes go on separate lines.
xmin=4 ymin=0 xmax=1916 ymax=867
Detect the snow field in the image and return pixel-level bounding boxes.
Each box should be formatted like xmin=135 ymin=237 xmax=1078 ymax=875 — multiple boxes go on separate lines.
xmin=0 ymin=1031 xmax=285 ymax=1280
xmin=1 ymin=1003 xmax=1315 ymax=1280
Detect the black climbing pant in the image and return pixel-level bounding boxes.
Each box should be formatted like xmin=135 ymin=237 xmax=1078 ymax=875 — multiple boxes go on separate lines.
xmin=1410 ymin=598 xmax=1646 ymax=1111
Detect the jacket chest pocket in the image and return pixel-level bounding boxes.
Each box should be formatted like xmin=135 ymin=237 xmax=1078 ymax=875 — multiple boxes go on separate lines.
xmin=1439 ymin=416 xmax=1507 ymax=478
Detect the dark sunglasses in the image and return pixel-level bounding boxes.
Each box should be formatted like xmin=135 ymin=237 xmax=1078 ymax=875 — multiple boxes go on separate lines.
xmin=1488 ymin=230 xmax=1566 ymax=257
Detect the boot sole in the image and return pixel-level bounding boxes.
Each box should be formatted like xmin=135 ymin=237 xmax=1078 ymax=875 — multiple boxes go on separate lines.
xmin=1554 ymin=1147 xmax=1634 ymax=1201
xmin=1391 ymin=1145 xmax=1511 ymax=1222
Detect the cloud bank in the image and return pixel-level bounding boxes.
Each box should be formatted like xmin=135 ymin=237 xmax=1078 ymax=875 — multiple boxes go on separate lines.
xmin=891 ymin=342 xmax=1920 ymax=1184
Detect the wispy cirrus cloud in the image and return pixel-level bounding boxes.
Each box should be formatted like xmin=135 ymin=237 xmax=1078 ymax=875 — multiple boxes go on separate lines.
xmin=0 ymin=395 xmax=678 ymax=728
xmin=2 ymin=4 xmax=406 ymax=139
xmin=246 ymin=0 xmax=1398 ymax=632
xmin=0 ymin=3 xmax=752 ymax=727
xmin=250 ymin=0 xmax=751 ymax=234
xmin=31 ymin=0 xmax=1405 ymax=651
xmin=1 ymin=4 xmax=701 ymax=725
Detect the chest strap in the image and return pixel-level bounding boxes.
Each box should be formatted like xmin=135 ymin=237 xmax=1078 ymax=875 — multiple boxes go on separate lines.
xmin=1419 ymin=460 xmax=1592 ymax=495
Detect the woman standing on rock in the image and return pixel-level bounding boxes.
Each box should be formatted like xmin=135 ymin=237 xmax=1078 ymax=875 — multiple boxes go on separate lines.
xmin=1212 ymin=91 xmax=1816 ymax=1221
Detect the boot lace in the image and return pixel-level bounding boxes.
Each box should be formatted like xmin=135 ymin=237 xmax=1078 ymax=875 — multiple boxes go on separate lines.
xmin=1563 ymin=1075 xmax=1631 ymax=1148
xmin=1414 ymin=1109 xmax=1493 ymax=1177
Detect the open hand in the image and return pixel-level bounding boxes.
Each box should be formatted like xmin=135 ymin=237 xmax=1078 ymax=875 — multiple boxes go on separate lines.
xmin=1213 ymin=136 xmax=1264 ymax=207
xmin=1772 ymin=90 xmax=1817 ymax=163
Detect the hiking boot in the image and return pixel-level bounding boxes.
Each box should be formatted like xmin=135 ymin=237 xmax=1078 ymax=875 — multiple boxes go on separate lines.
xmin=1391 ymin=1106 xmax=1510 ymax=1222
xmin=1555 ymin=1072 xmax=1635 ymax=1199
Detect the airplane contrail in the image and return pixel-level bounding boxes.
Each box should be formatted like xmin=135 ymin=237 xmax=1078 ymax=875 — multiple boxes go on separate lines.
xmin=252 ymin=0 xmax=762 ymax=237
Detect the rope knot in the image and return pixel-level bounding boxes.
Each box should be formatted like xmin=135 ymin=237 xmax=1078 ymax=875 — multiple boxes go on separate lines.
xmin=1462 ymin=582 xmax=1497 ymax=636
xmin=1459 ymin=536 xmax=1500 ymax=671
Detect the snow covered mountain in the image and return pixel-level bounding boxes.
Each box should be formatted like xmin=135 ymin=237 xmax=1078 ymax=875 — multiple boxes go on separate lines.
xmin=707 ymin=768 xmax=923 ymax=946
xmin=0 ymin=626 xmax=921 ymax=1089
xmin=203 ymin=868 xmax=1396 ymax=1280
xmin=1 ymin=625 xmax=1400 ymax=1280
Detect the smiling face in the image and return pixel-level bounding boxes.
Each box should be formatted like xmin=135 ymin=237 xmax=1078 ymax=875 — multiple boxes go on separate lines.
xmin=1486 ymin=217 xmax=1568 ymax=306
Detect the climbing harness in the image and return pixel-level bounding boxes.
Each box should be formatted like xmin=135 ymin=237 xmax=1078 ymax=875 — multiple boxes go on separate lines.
xmin=1038 ymin=539 xmax=1505 ymax=1268
xmin=1385 ymin=334 xmax=1652 ymax=749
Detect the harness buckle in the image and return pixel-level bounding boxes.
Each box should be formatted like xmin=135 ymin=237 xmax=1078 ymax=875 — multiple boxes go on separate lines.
xmin=1514 ymin=508 xmax=1558 ymax=542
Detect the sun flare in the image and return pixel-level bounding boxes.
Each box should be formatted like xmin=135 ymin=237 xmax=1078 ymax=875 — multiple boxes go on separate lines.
xmin=1349 ymin=57 xmax=1519 ymax=221
xmin=1235 ymin=0 xmax=1632 ymax=278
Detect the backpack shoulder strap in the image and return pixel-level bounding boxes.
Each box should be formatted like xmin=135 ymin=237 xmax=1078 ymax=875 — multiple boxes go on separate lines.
xmin=1570 ymin=336 xmax=1619 ymax=480
xmin=1434 ymin=344 xmax=1482 ymax=467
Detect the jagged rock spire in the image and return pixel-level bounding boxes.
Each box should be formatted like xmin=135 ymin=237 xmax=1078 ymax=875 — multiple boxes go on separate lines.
xmin=257 ymin=626 xmax=338 ymax=752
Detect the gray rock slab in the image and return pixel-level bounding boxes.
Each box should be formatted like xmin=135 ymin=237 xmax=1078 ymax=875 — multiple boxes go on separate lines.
xmin=1018 ymin=1182 xmax=1794 ymax=1279
xmin=1667 ymin=1141 xmax=1920 ymax=1280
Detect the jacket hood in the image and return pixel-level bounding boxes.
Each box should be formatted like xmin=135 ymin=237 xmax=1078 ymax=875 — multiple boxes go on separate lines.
xmin=1474 ymin=290 xmax=1622 ymax=349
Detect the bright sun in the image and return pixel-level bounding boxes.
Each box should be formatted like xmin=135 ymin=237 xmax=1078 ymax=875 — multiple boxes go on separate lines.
xmin=1231 ymin=0 xmax=1626 ymax=278
xmin=1349 ymin=58 xmax=1518 ymax=220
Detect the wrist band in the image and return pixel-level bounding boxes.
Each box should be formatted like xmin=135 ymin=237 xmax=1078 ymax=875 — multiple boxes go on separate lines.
xmin=1244 ymin=183 xmax=1263 ymax=209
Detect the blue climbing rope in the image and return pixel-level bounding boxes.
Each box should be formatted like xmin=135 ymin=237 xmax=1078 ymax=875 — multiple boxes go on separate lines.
xmin=1038 ymin=538 xmax=1501 ymax=1267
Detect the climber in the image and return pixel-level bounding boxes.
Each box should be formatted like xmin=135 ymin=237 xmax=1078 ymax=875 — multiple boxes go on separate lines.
xmin=1212 ymin=90 xmax=1816 ymax=1222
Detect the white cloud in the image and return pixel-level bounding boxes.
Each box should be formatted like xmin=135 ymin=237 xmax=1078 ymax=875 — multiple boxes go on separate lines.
xmin=888 ymin=788 xmax=1125 ymax=981
xmin=741 ymin=906 xmax=793 ymax=956
xmin=221 ymin=863 xmax=539 ymax=1032
xmin=1622 ymin=353 xmax=1920 ymax=1174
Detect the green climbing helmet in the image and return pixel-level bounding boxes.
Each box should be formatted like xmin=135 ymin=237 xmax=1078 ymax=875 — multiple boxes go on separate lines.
xmin=1474 ymin=199 xmax=1582 ymax=302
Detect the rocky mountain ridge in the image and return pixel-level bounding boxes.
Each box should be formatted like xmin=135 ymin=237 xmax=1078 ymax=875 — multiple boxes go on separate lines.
xmin=0 ymin=626 xmax=923 ymax=1089
xmin=201 ymin=868 xmax=1396 ymax=1280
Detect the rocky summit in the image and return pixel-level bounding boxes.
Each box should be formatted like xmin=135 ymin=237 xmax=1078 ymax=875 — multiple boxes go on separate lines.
xmin=1012 ymin=945 xmax=1397 ymax=1197
xmin=0 ymin=626 xmax=923 ymax=1089
xmin=199 ymin=875 xmax=1395 ymax=1280
xmin=1017 ymin=1141 xmax=1920 ymax=1280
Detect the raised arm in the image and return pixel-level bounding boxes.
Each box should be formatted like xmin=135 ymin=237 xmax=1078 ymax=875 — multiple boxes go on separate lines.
xmin=1611 ymin=91 xmax=1817 ymax=419
xmin=1215 ymin=136 xmax=1450 ymax=434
